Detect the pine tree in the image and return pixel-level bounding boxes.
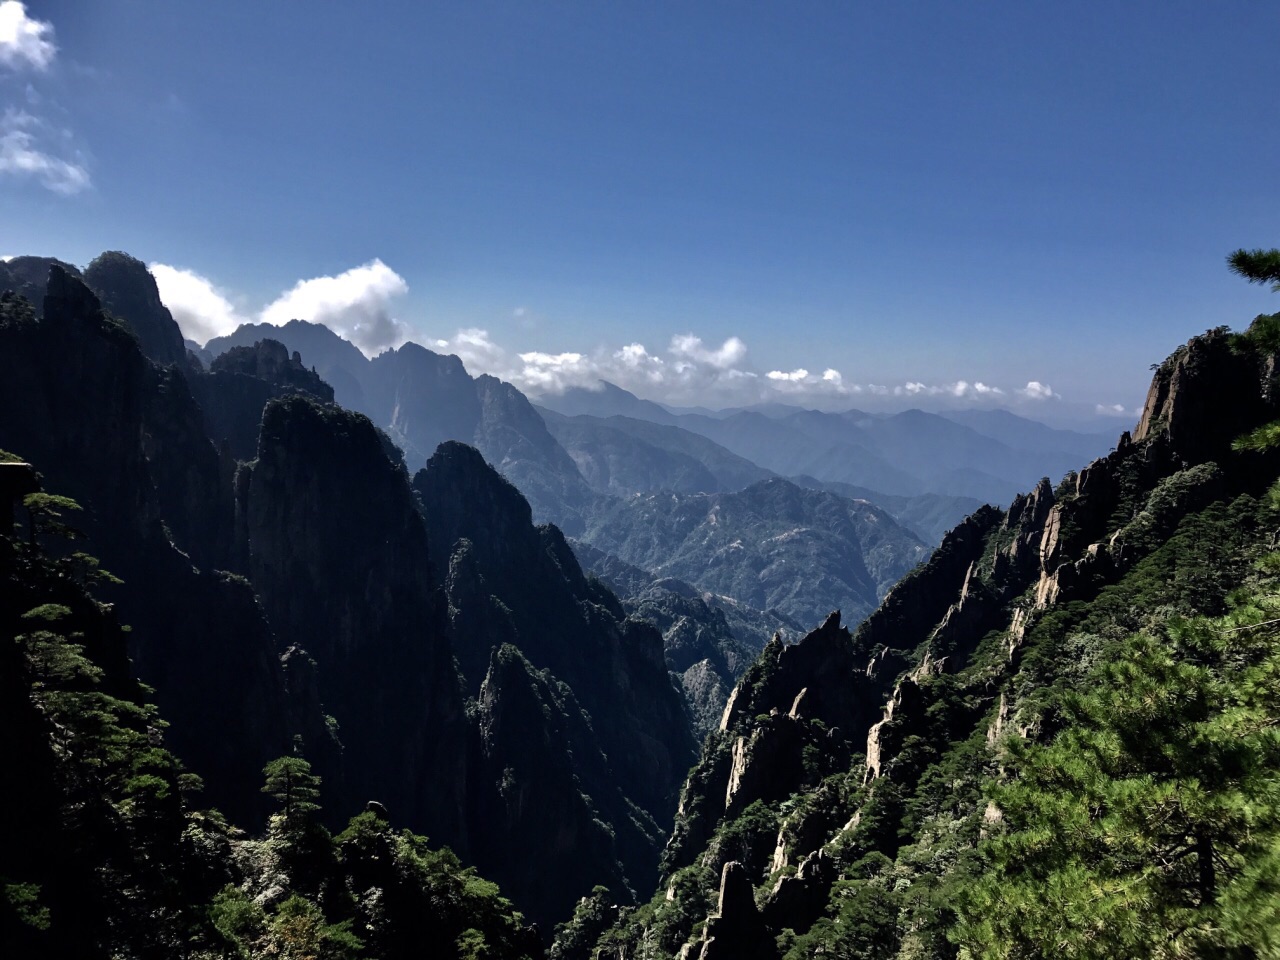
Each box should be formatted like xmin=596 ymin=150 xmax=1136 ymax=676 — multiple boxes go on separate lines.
xmin=953 ymin=586 xmax=1280 ymax=958
xmin=1228 ymin=248 xmax=1280 ymax=292
xmin=262 ymin=752 xmax=322 ymax=830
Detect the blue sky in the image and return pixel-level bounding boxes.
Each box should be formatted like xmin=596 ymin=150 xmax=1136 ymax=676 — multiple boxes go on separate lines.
xmin=2 ymin=1 xmax=1279 ymax=423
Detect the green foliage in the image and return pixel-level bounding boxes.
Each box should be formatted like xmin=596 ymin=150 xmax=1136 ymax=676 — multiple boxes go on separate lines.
xmin=210 ymin=885 xmax=268 ymax=956
xmin=1234 ymin=419 xmax=1280 ymax=453
xmin=782 ymin=878 xmax=901 ymax=960
xmin=709 ymin=800 xmax=780 ymax=877
xmin=954 ymin=581 xmax=1280 ymax=958
xmin=262 ymin=754 xmax=323 ymax=829
xmin=334 ymin=811 xmax=537 ymax=959
xmin=1232 ymin=311 xmax=1280 ymax=355
xmin=1229 ymin=247 xmax=1280 ymax=292
xmin=264 ymin=895 xmax=363 ymax=960
xmin=2 ymin=881 xmax=50 ymax=932
xmin=550 ymin=886 xmax=618 ymax=960
xmin=22 ymin=491 xmax=83 ymax=542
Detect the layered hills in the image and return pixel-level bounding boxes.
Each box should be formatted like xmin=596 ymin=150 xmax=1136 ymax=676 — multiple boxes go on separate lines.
xmin=540 ymin=381 xmax=1113 ymax=505
xmin=566 ymin=311 xmax=1280 ymax=957
xmin=0 ymin=247 xmax=1191 ymax=958
xmin=196 ymin=315 xmax=946 ymax=712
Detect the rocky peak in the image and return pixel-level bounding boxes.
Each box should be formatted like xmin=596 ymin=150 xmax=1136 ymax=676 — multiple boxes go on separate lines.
xmin=83 ymin=251 xmax=189 ymax=368
xmin=192 ymin=338 xmax=337 ymax=461
xmin=209 ymin=338 xmax=334 ymax=399
xmin=688 ymin=861 xmax=770 ymax=960
xmin=237 ymin=394 xmax=469 ymax=839
xmin=43 ymin=264 xmax=109 ymax=328
xmin=720 ymin=611 xmax=859 ymax=734
xmin=415 ymin=440 xmax=535 ymax=572
xmin=368 ymin=343 xmax=482 ymax=463
xmin=1135 ymin=324 xmax=1279 ymax=464
xmin=206 ymin=319 xmax=372 ymax=411
xmin=0 ymin=255 xmax=81 ymax=309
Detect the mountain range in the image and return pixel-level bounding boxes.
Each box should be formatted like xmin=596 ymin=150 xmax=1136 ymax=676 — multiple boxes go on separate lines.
xmin=5 ymin=248 xmax=1244 ymax=959
xmin=0 ymin=257 xmax=692 ymax=935
xmin=565 ymin=312 xmax=1280 ymax=958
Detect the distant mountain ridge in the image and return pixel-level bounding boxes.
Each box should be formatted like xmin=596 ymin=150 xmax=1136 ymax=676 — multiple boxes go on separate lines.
xmin=206 ymin=320 xmax=596 ymax=532
xmin=202 ymin=322 xmax=946 ymax=632
xmin=540 ymin=381 xmax=1114 ymax=505
xmin=580 ymin=477 xmax=929 ymax=630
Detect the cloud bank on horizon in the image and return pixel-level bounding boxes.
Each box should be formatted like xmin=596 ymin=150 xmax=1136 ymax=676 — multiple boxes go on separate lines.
xmin=154 ymin=259 xmax=1139 ymax=418
xmin=0 ymin=2 xmax=91 ymax=195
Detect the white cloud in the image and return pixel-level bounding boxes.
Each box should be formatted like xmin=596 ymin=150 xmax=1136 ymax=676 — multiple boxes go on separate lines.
xmin=670 ymin=333 xmax=748 ymax=369
xmin=766 ymin=368 xmax=809 ymax=382
xmin=147 ymin=259 xmax=1102 ymax=416
xmin=1095 ymin=402 xmax=1136 ymax=417
xmin=150 ymin=264 xmax=249 ymax=343
xmin=152 ymin=259 xmax=411 ymax=356
xmin=1018 ymin=381 xmax=1056 ymax=400
xmin=259 ymin=259 xmax=409 ymax=355
xmin=0 ymin=2 xmax=55 ymax=71
xmin=516 ymin=351 xmax=595 ymax=391
xmin=0 ymin=108 xmax=89 ymax=194
xmin=614 ymin=342 xmax=664 ymax=383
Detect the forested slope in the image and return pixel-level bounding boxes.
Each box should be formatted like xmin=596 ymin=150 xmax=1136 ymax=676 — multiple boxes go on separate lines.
xmin=563 ymin=305 xmax=1280 ymax=958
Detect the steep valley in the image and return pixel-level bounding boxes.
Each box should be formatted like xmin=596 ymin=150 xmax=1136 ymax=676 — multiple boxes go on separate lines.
xmin=5 ymin=251 xmax=1277 ymax=959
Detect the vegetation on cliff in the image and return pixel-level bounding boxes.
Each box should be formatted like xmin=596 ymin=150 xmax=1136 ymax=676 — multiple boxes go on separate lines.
xmin=568 ymin=263 xmax=1280 ymax=959
xmin=0 ymin=459 xmax=539 ymax=959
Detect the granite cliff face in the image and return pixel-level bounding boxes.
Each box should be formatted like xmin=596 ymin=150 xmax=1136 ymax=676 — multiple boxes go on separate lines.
xmin=235 ymin=395 xmax=471 ymax=840
xmin=0 ymin=273 xmax=303 ymax=823
xmin=414 ymin=442 xmax=698 ymax=919
xmin=577 ymin=318 xmax=1280 ymax=958
xmin=1 ymin=257 xmax=715 ymax=933
xmin=83 ymin=251 xmax=192 ymax=369
xmin=193 ymin=339 xmax=335 ymax=459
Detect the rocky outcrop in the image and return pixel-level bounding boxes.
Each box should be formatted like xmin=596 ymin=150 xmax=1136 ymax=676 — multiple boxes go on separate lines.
xmin=0 ymin=255 xmax=82 ymax=308
xmin=415 ymin=442 xmax=695 ymax=820
xmin=84 ymin=251 xmax=190 ymax=368
xmin=688 ymin=862 xmax=770 ymax=960
xmin=471 ymin=645 xmax=633 ymax=926
xmin=207 ymin=319 xmax=371 ymax=410
xmin=193 ymin=339 xmax=335 ymax=460
xmin=1134 ymin=324 xmax=1278 ymax=464
xmin=412 ymin=441 xmax=698 ymax=921
xmin=236 ymin=395 xmax=470 ymax=841
xmin=720 ymin=612 xmax=862 ymax=735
